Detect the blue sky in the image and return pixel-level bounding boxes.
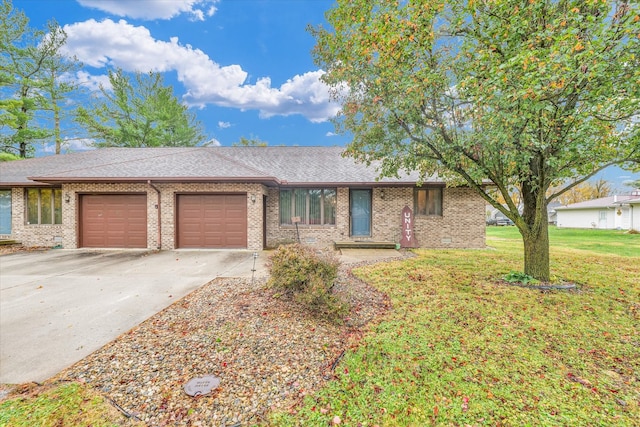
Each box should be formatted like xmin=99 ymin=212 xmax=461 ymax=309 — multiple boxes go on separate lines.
xmin=18 ymin=0 xmax=348 ymax=149
xmin=14 ymin=0 xmax=639 ymax=191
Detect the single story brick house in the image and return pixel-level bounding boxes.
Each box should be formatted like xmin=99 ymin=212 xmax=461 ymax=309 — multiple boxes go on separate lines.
xmin=0 ymin=146 xmax=486 ymax=251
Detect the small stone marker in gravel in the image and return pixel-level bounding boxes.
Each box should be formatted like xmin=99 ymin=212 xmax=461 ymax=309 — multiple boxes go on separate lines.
xmin=183 ymin=375 xmax=220 ymax=397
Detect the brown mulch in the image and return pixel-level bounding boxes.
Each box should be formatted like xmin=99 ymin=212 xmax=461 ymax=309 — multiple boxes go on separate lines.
xmin=0 ymin=244 xmax=50 ymax=256
xmin=21 ymin=254 xmax=406 ymax=426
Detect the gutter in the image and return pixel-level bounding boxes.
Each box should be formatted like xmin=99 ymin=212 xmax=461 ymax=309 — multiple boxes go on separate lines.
xmin=27 ymin=176 xmax=282 ymax=185
xmin=148 ymin=180 xmax=162 ymax=250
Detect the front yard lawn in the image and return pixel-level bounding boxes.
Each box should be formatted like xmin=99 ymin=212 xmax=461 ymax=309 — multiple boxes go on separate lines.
xmin=2 ymin=227 xmax=637 ymax=426
xmin=271 ymin=228 xmax=640 ymax=426
xmin=488 ymin=225 xmax=640 ymax=258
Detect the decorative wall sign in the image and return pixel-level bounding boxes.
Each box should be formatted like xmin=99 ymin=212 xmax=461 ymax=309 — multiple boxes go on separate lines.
xmin=183 ymin=375 xmax=220 ymax=397
xmin=400 ymin=205 xmax=418 ymax=248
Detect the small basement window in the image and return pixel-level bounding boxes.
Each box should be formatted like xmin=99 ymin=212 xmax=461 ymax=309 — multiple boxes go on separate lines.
xmin=26 ymin=188 xmax=62 ymax=225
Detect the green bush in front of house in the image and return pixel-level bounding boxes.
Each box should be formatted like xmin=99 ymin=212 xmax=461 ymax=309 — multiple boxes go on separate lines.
xmin=268 ymin=243 xmax=347 ymax=319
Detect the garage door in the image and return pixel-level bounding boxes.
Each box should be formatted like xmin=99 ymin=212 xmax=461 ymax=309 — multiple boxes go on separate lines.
xmin=177 ymin=194 xmax=247 ymax=248
xmin=80 ymin=194 xmax=147 ymax=248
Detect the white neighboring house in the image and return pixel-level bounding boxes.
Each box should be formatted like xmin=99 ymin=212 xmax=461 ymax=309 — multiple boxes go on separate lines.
xmin=556 ymin=190 xmax=640 ymax=231
xmin=629 ymin=197 xmax=640 ymax=232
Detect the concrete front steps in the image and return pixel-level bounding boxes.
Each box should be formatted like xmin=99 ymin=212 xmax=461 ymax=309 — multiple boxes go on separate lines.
xmin=334 ymin=241 xmax=398 ymax=250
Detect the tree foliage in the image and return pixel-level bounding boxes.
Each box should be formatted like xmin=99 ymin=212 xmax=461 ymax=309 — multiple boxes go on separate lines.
xmin=232 ymin=136 xmax=268 ymax=147
xmin=312 ymin=0 xmax=640 ymax=280
xmin=40 ymin=20 xmax=83 ymax=155
xmin=75 ymin=69 xmax=207 ymax=148
xmin=626 ymin=178 xmax=640 ymax=189
xmin=0 ymin=0 xmax=70 ymax=157
xmin=553 ymin=178 xmax=613 ymax=205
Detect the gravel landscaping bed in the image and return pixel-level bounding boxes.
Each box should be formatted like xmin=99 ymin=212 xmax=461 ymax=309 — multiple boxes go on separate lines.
xmin=47 ymin=254 xmax=407 ymax=426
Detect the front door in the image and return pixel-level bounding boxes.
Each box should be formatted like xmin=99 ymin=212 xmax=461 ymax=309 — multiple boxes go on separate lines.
xmin=598 ymin=210 xmax=608 ymax=229
xmin=0 ymin=190 xmax=11 ymax=235
xmin=350 ymin=189 xmax=371 ymax=236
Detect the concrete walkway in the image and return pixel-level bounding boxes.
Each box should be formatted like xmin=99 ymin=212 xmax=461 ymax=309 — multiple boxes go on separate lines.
xmin=0 ymin=249 xmax=268 ymax=384
xmin=0 ymin=247 xmax=401 ymax=384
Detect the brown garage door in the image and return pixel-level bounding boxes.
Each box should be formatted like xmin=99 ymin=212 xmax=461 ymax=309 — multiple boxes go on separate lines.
xmin=177 ymin=194 xmax=247 ymax=248
xmin=80 ymin=194 xmax=147 ymax=248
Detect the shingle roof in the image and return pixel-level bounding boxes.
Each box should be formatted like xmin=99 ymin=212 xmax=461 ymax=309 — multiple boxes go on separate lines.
xmin=0 ymin=146 xmax=436 ymax=186
xmin=556 ymin=195 xmax=637 ymax=210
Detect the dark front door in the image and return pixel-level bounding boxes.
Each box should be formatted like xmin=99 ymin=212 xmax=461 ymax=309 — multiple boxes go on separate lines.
xmin=350 ymin=189 xmax=371 ymax=236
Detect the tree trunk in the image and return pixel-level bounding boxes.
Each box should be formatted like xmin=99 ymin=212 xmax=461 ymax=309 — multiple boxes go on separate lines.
xmin=522 ymin=222 xmax=550 ymax=281
xmin=54 ymin=101 xmax=61 ymax=154
xmin=520 ymin=177 xmax=550 ymax=281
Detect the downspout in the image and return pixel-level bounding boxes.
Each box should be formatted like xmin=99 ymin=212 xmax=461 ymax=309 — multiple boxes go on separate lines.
xmin=148 ymin=180 xmax=162 ymax=250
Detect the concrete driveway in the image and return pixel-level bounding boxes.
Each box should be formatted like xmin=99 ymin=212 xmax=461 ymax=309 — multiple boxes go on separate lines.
xmin=0 ymin=249 xmax=267 ymax=384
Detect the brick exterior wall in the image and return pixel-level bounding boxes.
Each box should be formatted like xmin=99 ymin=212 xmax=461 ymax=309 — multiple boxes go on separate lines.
xmin=7 ymin=183 xmax=267 ymax=250
xmin=9 ymin=187 xmax=66 ymax=247
xmin=266 ymin=186 xmax=486 ymax=249
xmin=9 ymin=183 xmax=484 ymax=250
xmin=150 ymin=183 xmax=266 ymax=251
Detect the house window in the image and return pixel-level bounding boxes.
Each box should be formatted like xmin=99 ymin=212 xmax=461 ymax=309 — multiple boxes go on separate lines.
xmin=280 ymin=188 xmax=336 ymax=225
xmin=26 ymin=188 xmax=62 ymax=225
xmin=0 ymin=190 xmax=11 ymax=234
xmin=415 ymin=188 xmax=443 ymax=216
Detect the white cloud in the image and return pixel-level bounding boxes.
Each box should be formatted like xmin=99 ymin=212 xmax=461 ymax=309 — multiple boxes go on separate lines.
xmin=218 ymin=121 xmax=232 ymax=129
xmin=205 ymin=138 xmax=221 ymax=146
xmin=73 ymin=70 xmax=112 ymax=92
xmin=60 ymin=19 xmax=339 ymax=123
xmin=326 ymin=131 xmax=337 ymax=137
xmin=43 ymin=138 xmax=96 ymax=154
xmin=77 ymin=0 xmax=218 ymax=21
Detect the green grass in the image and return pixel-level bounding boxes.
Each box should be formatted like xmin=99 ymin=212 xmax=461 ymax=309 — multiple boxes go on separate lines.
xmin=271 ymin=229 xmax=640 ymax=426
xmin=0 ymin=382 xmax=143 ymax=427
xmin=487 ymin=225 xmax=640 ymax=257
xmin=3 ymin=228 xmax=637 ymax=426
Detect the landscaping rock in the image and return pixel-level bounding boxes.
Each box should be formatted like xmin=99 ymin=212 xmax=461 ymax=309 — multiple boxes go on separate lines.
xmin=48 ymin=254 xmax=404 ymax=426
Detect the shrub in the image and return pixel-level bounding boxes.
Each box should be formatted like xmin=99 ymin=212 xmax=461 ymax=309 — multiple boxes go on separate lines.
xmin=268 ymin=244 xmax=347 ymax=319
xmin=504 ymin=271 xmax=540 ymax=285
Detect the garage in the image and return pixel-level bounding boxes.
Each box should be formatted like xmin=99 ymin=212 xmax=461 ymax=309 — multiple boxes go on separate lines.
xmin=177 ymin=194 xmax=247 ymax=248
xmin=80 ymin=194 xmax=147 ymax=248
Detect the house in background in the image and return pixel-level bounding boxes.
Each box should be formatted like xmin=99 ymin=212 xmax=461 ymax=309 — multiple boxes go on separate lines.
xmin=0 ymin=147 xmax=486 ymax=251
xmin=627 ymin=197 xmax=640 ymax=232
xmin=546 ymin=201 xmax=563 ymax=225
xmin=556 ymin=190 xmax=640 ymax=231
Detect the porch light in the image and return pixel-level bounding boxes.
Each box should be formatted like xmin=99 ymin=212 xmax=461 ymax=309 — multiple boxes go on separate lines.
xmin=250 ymin=194 xmax=256 ymax=203
xmin=380 ymin=189 xmax=385 ymax=200
xmin=65 ymin=193 xmax=71 ymax=203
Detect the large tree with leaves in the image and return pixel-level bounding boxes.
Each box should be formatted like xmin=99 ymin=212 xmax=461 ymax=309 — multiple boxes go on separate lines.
xmin=40 ymin=21 xmax=83 ymax=155
xmin=0 ymin=0 xmax=69 ymax=157
xmin=76 ymin=69 xmax=207 ymax=148
xmin=312 ymin=0 xmax=640 ymax=280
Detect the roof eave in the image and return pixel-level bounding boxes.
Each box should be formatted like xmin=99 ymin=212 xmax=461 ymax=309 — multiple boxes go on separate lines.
xmin=279 ymin=181 xmax=436 ymax=187
xmin=27 ymin=176 xmax=282 ymax=185
xmin=557 ymin=205 xmax=621 ymax=210
xmin=0 ymin=181 xmax=56 ymax=188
